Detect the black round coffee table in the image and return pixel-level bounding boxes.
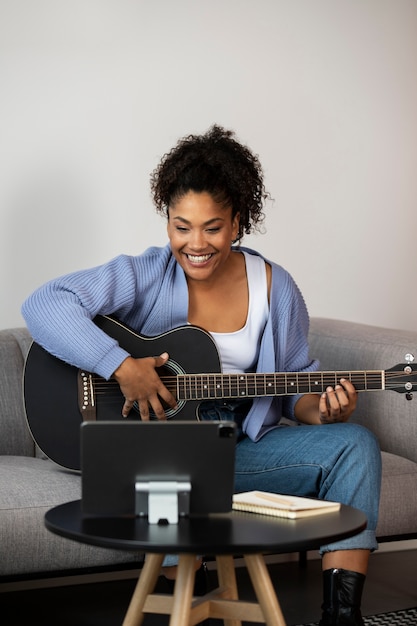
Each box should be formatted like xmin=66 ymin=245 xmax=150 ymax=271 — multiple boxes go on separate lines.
xmin=45 ymin=500 xmax=367 ymax=626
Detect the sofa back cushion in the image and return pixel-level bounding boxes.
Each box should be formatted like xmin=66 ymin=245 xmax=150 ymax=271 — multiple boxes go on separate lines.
xmin=309 ymin=317 xmax=417 ymax=465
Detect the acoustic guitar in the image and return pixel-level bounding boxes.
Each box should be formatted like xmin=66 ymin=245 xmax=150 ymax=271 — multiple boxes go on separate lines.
xmin=23 ymin=315 xmax=416 ymax=470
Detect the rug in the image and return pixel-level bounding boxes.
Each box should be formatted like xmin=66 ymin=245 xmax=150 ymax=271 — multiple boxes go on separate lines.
xmin=298 ymin=606 xmax=417 ymax=625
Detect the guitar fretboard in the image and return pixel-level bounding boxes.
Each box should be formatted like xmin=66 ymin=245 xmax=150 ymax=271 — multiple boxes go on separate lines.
xmin=176 ymin=370 xmax=385 ymax=401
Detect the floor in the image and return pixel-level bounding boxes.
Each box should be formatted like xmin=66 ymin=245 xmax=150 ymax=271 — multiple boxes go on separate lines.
xmin=1 ymin=549 xmax=416 ymax=625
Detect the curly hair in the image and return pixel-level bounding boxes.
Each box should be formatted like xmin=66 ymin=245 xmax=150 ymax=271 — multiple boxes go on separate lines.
xmin=150 ymin=125 xmax=268 ymax=242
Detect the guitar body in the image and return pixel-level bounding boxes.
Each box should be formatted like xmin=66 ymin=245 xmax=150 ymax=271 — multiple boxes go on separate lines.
xmin=24 ymin=316 xmax=221 ymax=471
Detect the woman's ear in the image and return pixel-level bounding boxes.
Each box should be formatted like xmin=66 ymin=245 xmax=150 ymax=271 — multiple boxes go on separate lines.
xmin=232 ymin=212 xmax=240 ymax=241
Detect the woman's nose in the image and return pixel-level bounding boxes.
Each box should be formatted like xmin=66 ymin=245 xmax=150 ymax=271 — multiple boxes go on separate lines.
xmin=189 ymin=230 xmax=206 ymax=249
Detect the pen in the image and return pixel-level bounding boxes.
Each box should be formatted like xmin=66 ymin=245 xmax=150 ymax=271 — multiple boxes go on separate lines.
xmin=254 ymin=492 xmax=296 ymax=507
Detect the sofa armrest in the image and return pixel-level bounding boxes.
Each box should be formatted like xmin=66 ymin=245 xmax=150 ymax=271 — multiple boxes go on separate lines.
xmin=0 ymin=328 xmax=35 ymax=456
xmin=308 ymin=318 xmax=417 ymax=464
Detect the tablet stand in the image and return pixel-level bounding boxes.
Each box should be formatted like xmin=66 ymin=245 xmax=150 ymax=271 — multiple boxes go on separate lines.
xmin=135 ymin=480 xmax=191 ymax=524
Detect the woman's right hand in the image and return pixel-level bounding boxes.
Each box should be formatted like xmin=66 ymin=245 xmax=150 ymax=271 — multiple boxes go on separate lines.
xmin=113 ymin=354 xmax=177 ymax=420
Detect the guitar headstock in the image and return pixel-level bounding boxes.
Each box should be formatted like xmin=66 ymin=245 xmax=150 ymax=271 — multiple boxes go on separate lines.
xmin=386 ymin=353 xmax=416 ymax=399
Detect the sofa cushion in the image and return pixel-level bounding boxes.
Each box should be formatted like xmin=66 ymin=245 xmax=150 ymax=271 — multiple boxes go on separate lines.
xmin=0 ymin=456 xmax=142 ymax=576
xmin=376 ymin=451 xmax=417 ymax=539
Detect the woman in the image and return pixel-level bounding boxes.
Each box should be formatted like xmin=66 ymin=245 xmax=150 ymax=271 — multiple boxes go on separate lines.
xmin=22 ymin=125 xmax=381 ymax=625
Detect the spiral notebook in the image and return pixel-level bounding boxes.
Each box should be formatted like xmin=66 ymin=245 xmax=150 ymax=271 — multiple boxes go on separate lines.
xmin=232 ymin=490 xmax=341 ymax=519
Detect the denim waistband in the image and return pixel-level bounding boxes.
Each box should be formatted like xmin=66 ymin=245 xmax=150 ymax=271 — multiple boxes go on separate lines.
xmin=198 ymin=399 xmax=252 ymax=441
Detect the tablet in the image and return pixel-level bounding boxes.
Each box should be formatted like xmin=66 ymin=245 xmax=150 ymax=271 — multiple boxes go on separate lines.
xmin=81 ymin=420 xmax=236 ymax=521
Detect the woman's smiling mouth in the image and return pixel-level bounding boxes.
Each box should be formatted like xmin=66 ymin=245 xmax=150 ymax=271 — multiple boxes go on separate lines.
xmin=186 ymin=253 xmax=213 ymax=263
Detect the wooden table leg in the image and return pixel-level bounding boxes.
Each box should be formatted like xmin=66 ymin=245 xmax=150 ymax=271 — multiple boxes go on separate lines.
xmin=244 ymin=554 xmax=287 ymax=626
xmin=122 ymin=552 xmax=286 ymax=626
xmin=216 ymin=555 xmax=242 ymax=626
xmin=122 ymin=553 xmax=165 ymax=626
xmin=169 ymin=553 xmax=198 ymax=626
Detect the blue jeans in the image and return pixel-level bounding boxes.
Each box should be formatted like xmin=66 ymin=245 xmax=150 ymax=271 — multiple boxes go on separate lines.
xmin=162 ymin=400 xmax=381 ymax=566
xmin=234 ymin=420 xmax=381 ymax=553
xmin=201 ymin=399 xmax=381 ymax=554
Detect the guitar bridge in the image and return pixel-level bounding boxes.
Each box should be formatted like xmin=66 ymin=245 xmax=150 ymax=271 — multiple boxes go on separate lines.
xmin=78 ymin=370 xmax=97 ymax=421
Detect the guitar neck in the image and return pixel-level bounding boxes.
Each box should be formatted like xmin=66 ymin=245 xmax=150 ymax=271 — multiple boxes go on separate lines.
xmin=176 ymin=369 xmax=385 ymax=401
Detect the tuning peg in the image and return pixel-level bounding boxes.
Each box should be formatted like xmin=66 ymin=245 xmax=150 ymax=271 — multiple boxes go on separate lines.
xmin=405 ymin=353 xmax=415 ymax=363
xmin=406 ymin=392 xmax=413 ymax=401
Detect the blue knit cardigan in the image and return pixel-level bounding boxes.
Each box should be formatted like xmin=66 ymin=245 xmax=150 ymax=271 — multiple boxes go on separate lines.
xmin=22 ymin=244 xmax=318 ymax=441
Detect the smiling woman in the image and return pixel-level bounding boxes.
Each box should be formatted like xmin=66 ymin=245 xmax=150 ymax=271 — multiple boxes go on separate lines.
xmin=22 ymin=124 xmax=382 ymax=625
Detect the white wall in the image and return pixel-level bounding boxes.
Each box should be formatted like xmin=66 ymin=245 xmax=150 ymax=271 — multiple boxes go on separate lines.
xmin=1 ymin=0 xmax=416 ymax=332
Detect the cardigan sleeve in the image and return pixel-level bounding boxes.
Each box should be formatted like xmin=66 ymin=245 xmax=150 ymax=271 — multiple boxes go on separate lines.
xmin=21 ymin=254 xmax=141 ymax=378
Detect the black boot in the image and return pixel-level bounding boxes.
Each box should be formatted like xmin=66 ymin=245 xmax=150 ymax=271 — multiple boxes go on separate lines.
xmin=319 ymin=568 xmax=366 ymax=625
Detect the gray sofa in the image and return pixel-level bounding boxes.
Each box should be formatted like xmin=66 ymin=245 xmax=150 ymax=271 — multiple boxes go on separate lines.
xmin=1 ymin=318 xmax=417 ymax=580
xmin=0 ymin=328 xmax=142 ymax=580
xmin=309 ymin=318 xmax=417 ymax=541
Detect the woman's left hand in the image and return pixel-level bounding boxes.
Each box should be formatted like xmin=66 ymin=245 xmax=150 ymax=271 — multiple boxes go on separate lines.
xmin=319 ymin=378 xmax=358 ymax=423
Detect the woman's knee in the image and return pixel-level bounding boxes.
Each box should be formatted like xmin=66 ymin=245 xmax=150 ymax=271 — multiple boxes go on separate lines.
xmin=343 ymin=422 xmax=381 ymax=459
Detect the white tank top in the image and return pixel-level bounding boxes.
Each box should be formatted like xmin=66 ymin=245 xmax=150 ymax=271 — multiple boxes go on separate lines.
xmin=210 ymin=251 xmax=269 ymax=373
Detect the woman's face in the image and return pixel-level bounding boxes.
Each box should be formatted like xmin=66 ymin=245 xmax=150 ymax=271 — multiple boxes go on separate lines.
xmin=167 ymin=190 xmax=240 ymax=284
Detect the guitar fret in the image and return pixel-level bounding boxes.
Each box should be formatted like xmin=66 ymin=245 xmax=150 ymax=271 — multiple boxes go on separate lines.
xmin=214 ymin=374 xmax=222 ymax=398
xmin=274 ymin=374 xmax=284 ymax=395
xmin=322 ymin=373 xmax=334 ymax=389
xmin=309 ymin=372 xmax=323 ymax=392
xmin=362 ymin=371 xmax=383 ymax=391
xmin=297 ymin=373 xmax=310 ymax=394
xmin=222 ymin=375 xmax=228 ymax=396
xmin=286 ymin=373 xmax=298 ymax=394
xmin=238 ymin=374 xmax=247 ymax=397
xmin=202 ymin=374 xmax=209 ymax=398
xmin=247 ymin=373 xmax=256 ymax=396
xmin=228 ymin=374 xmax=235 ymax=396
xmin=265 ymin=374 xmax=273 ymax=395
